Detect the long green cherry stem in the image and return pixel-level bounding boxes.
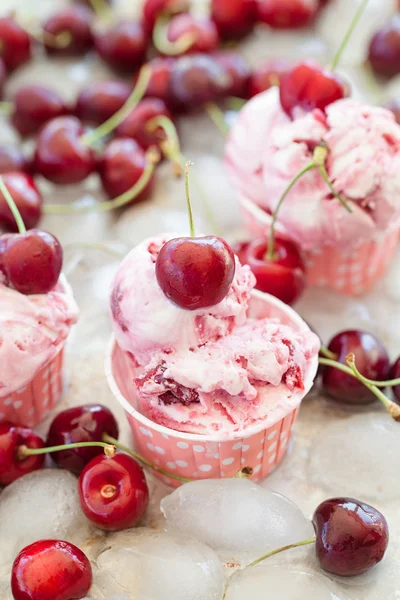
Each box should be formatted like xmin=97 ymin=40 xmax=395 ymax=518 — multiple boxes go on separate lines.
xmin=330 ymin=0 xmax=371 ymax=70
xmin=80 ymin=66 xmax=151 ymax=147
xmin=319 ymin=345 xmax=338 ymax=361
xmin=102 ymin=433 xmax=192 ymax=484
xmin=18 ymin=441 xmax=116 ymax=461
xmin=153 ymin=13 xmax=196 ymax=56
xmin=205 ymin=103 xmax=230 ymax=136
xmin=0 ymin=176 xmax=26 ymax=233
xmin=43 ymin=149 xmax=160 ymax=215
xmin=0 ymin=101 xmax=14 ymax=115
xmin=185 ymin=161 xmax=195 ymax=237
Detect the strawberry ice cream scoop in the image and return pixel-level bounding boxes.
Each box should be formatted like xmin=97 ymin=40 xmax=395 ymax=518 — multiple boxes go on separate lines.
xmin=225 ymin=89 xmax=400 ymax=250
xmin=0 ymin=276 xmax=78 ymax=396
xmin=135 ymin=318 xmax=319 ymax=434
xmin=110 ymin=234 xmax=256 ymax=366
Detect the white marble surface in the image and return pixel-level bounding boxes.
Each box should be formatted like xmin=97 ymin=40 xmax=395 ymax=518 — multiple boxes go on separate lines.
xmin=1 ymin=0 xmax=400 ymax=598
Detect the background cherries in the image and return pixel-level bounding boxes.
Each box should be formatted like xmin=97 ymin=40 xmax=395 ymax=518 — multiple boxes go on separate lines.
xmin=256 ymin=0 xmax=319 ymax=29
xmin=11 ymin=85 xmax=68 ymax=138
xmin=368 ymin=14 xmax=400 ymax=79
xmin=95 ymin=21 xmax=148 ymax=73
xmin=74 ymin=80 xmax=131 ymax=125
xmin=0 ymin=422 xmax=45 ymax=486
xmin=0 ymin=17 xmax=31 ymax=71
xmin=43 ymin=6 xmax=94 ymax=56
xmin=0 ymin=173 xmax=42 ymax=231
xmin=211 ymin=0 xmax=257 ymax=39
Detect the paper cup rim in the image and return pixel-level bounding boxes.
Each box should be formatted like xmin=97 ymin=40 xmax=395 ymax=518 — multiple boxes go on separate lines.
xmin=105 ymin=289 xmax=319 ymax=443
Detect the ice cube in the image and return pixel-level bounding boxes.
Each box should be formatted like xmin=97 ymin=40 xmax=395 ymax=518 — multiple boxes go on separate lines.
xmin=92 ymin=528 xmax=224 ymax=600
xmin=308 ymin=413 xmax=400 ymax=503
xmin=225 ymin=563 xmax=350 ymax=600
xmin=0 ymin=470 xmax=92 ymax=564
xmin=161 ymin=478 xmax=313 ymax=561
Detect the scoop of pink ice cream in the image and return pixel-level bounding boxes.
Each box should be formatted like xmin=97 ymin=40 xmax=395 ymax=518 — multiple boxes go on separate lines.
xmin=135 ymin=317 xmax=319 ymax=434
xmin=225 ymin=89 xmax=400 ymax=249
xmin=0 ymin=276 xmax=78 ymax=396
xmin=110 ymin=234 xmax=256 ymax=366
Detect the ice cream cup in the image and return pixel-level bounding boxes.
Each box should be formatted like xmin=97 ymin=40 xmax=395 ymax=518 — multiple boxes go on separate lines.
xmin=105 ymin=289 xmax=318 ymax=488
xmin=240 ymin=194 xmax=400 ymax=297
xmin=0 ymin=347 xmax=64 ymax=427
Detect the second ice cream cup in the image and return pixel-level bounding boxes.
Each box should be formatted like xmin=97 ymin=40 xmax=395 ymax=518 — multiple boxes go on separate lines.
xmin=241 ymin=195 xmax=400 ymax=297
xmin=105 ymin=290 xmax=318 ymax=487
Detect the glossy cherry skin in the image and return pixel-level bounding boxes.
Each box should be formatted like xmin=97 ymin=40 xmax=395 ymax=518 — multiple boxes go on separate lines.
xmin=322 ymin=330 xmax=390 ymax=405
xmin=214 ymin=51 xmax=250 ymax=97
xmin=0 ymin=57 xmax=6 ymax=97
xmin=211 ymin=0 xmax=257 ymax=39
xmin=0 ymin=172 xmax=42 ymax=231
xmin=74 ymin=80 xmax=131 ymax=125
xmin=0 ymin=422 xmax=45 ymax=486
xmin=95 ymin=22 xmax=148 ymax=74
xmin=142 ymin=0 xmax=190 ymax=34
xmin=156 ymin=236 xmax=235 ymax=310
xmin=235 ymin=237 xmax=306 ymax=305
xmin=0 ymin=18 xmax=31 ymax=71
xmin=248 ymin=58 xmax=291 ymax=97
xmin=98 ymin=137 xmax=153 ymax=201
xmin=11 ymin=540 xmax=93 ymax=600
xmin=0 ymin=230 xmax=63 ymax=295
xmin=144 ymin=57 xmax=175 ymax=104
xmin=34 ymin=116 xmax=95 ymax=185
xmin=280 ymin=61 xmax=346 ymax=117
xmin=313 ymin=498 xmax=389 ymax=577
xmin=78 ymin=453 xmax=149 ymax=531
xmin=389 ymin=356 xmax=400 ymax=404
xmin=257 ymin=0 xmax=319 ymax=28
xmin=116 ymin=98 xmax=172 ymax=149
xmin=368 ymin=15 xmax=400 ymax=79
xmin=46 ymin=404 xmax=119 ymax=475
xmin=43 ymin=6 xmax=94 ymax=55
xmin=11 ymin=85 xmax=68 ymax=138
xmin=169 ymin=54 xmax=230 ymax=109
xmin=166 ymin=14 xmax=219 ymax=55
xmin=0 ymin=147 xmax=28 ymax=174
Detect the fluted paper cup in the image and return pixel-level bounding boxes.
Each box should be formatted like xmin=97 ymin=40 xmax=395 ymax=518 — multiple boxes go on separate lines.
xmin=0 ymin=348 xmax=65 ymax=427
xmin=105 ymin=290 xmax=318 ymax=488
xmin=240 ymin=194 xmax=400 ymax=296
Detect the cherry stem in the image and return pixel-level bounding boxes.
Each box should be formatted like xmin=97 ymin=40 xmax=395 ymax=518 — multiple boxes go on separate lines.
xmin=205 ymin=102 xmax=229 ymax=136
xmin=18 ymin=441 xmax=116 ymax=461
xmin=313 ymin=144 xmax=352 ymax=213
xmin=43 ymin=149 xmax=160 ymax=215
xmin=0 ymin=176 xmax=26 ymax=234
xmin=146 ymin=115 xmax=221 ymax=234
xmin=80 ymin=66 xmax=151 ymax=147
xmin=0 ymin=101 xmax=14 ymax=115
xmin=223 ymin=537 xmax=316 ymax=599
xmin=185 ymin=161 xmax=195 ymax=237
xmin=330 ymin=0 xmax=370 ymax=70
xmin=226 ymin=97 xmax=247 ymax=111
xmin=102 ymin=433 xmax=192 ymax=483
xmin=88 ymin=0 xmax=112 ymax=20
xmin=317 ymin=165 xmax=352 ymax=212
xmin=37 ymin=29 xmax=73 ymax=49
xmin=267 ymin=161 xmax=314 ymax=261
xmin=153 ymin=13 xmax=196 ymax=56
xmin=319 ymin=345 xmax=338 ymax=361
xmin=318 ymin=356 xmax=400 ymax=421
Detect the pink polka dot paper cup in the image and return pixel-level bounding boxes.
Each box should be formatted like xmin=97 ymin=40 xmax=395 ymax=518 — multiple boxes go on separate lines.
xmin=105 ymin=290 xmax=319 ymax=488
xmin=0 ymin=348 xmax=65 ymax=428
xmin=241 ymin=194 xmax=400 ymax=297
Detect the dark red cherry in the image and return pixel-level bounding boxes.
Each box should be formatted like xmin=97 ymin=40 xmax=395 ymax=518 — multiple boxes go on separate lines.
xmin=43 ymin=6 xmax=94 ymax=55
xmin=368 ymin=15 xmax=400 ymax=79
xmin=144 ymin=57 xmax=175 ymax=104
xmin=142 ymin=0 xmax=190 ymax=34
xmin=46 ymin=404 xmax=119 ymax=475
xmin=0 ymin=146 xmax=28 ymax=175
xmin=0 ymin=18 xmax=31 ymax=71
xmin=248 ymin=58 xmax=291 ymax=97
xmin=11 ymin=540 xmax=93 ymax=600
xmin=322 ymin=330 xmax=390 ymax=405
xmin=214 ymin=51 xmax=250 ymax=97
xmin=280 ymin=61 xmax=346 ymax=117
xmin=98 ymin=137 xmax=153 ymax=201
xmin=11 ymin=85 xmax=67 ymax=138
xmin=313 ymin=498 xmax=389 ymax=577
xmin=78 ymin=453 xmax=149 ymax=531
xmin=165 ymin=14 xmax=219 ymax=55
xmin=116 ymin=98 xmax=172 ymax=149
xmin=74 ymin=80 xmax=131 ymax=125
xmin=389 ymin=356 xmax=400 ymax=404
xmin=0 ymin=229 xmax=62 ymax=295
xmin=169 ymin=54 xmax=230 ymax=109
xmin=257 ymin=0 xmax=319 ymax=29
xmin=211 ymin=0 xmax=257 ymax=39
xmin=0 ymin=422 xmax=45 ymax=486
xmin=95 ymin=22 xmax=148 ymax=73
xmin=235 ymin=237 xmax=306 ymax=305
xmin=34 ymin=116 xmax=95 ymax=185
xmin=0 ymin=57 xmax=6 ymax=97
xmin=156 ymin=236 xmax=235 ymax=310
xmin=0 ymin=173 xmax=42 ymax=231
